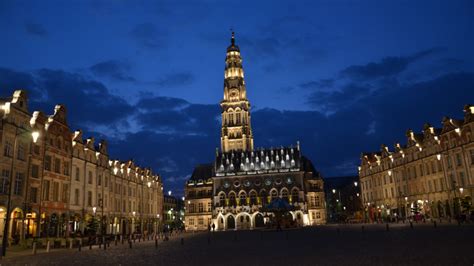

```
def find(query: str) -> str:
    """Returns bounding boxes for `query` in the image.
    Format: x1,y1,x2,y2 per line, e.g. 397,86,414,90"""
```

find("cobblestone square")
2,224,473,266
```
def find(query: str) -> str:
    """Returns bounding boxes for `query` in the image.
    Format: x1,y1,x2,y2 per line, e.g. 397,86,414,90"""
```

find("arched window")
259,190,267,204
270,189,278,200
239,191,247,206
219,193,226,207
281,189,289,202
229,192,236,207
249,191,257,205
291,189,299,202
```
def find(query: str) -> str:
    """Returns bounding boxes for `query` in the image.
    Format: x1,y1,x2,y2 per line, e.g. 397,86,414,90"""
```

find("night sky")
1,0,473,196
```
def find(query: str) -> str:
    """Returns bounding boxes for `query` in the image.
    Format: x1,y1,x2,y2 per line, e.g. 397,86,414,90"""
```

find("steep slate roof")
189,164,214,181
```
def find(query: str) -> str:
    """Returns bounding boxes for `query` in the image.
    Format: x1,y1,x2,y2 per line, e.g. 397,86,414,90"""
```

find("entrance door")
227,216,235,230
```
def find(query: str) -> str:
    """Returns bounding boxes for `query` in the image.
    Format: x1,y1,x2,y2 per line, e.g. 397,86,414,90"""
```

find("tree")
86,216,99,236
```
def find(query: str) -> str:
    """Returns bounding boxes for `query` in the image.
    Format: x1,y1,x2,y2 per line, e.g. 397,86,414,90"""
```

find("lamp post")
1,126,39,257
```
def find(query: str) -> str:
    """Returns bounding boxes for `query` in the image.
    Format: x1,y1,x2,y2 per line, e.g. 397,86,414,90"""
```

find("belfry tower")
220,32,254,152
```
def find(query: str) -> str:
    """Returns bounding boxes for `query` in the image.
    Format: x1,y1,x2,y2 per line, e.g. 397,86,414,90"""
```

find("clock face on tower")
229,89,239,100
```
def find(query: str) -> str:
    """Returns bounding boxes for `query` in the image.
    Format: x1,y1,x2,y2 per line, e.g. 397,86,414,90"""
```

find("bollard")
46,240,51,253
386,223,389,231
410,221,413,229
32,242,37,255
129,240,132,249
103,236,106,251
78,241,82,252
155,238,158,249
69,239,73,249
99,241,102,249
434,221,437,228
181,238,184,245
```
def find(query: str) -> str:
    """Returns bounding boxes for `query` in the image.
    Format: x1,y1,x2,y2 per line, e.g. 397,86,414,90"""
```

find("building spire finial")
231,28,235,46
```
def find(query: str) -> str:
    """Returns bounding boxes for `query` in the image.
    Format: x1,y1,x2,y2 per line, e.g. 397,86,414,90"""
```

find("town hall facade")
184,33,326,231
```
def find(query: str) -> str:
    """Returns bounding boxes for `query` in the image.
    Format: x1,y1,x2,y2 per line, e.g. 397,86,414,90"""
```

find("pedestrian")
212,223,216,232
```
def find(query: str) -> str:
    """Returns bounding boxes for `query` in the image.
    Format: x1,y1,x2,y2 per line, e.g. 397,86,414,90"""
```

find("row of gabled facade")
359,105,474,221
0,90,164,244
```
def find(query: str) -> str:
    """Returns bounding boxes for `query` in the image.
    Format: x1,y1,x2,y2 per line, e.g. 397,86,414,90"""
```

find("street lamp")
459,187,464,194
168,190,172,196
2,128,40,257
332,189,336,194
354,182,358,187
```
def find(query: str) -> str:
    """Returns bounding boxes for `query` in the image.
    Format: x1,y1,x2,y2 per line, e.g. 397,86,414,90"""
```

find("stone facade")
184,33,326,231
359,105,474,221
0,90,164,244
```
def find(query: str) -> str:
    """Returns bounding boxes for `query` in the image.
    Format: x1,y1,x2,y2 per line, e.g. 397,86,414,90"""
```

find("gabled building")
359,105,474,222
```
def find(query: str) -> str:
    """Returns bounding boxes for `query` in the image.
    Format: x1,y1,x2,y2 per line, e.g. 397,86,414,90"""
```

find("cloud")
340,48,443,81
0,67,135,131
130,23,167,49
154,72,194,88
24,22,48,37
136,96,188,112
90,60,136,82
299,78,334,90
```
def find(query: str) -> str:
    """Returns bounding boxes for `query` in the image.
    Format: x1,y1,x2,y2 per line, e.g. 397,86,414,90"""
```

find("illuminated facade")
359,105,474,221
185,33,326,231
0,90,164,245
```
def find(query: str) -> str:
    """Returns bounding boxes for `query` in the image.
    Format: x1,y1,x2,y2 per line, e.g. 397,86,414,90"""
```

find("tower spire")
220,31,253,153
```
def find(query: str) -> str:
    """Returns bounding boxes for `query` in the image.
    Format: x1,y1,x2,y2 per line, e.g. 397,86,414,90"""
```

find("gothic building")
184,33,326,231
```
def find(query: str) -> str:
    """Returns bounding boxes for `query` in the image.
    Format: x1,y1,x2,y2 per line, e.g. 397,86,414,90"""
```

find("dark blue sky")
1,0,473,195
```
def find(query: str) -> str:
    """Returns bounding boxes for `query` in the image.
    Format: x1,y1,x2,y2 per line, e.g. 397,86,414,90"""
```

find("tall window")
14,172,24,195
74,189,80,205
63,161,70,176
229,192,237,206
219,193,225,206
239,193,246,205
30,187,38,203
207,202,211,212
88,171,93,184
315,196,320,207
0,170,10,194
281,190,289,202
198,203,203,212
249,191,257,205
470,150,474,165
87,191,92,206
31,164,39,179
3,140,13,157
17,142,26,161
291,189,299,202
62,184,69,203
44,155,52,171
456,153,462,166
52,182,59,201
43,180,50,201
54,158,61,173
98,174,102,186
75,167,80,181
